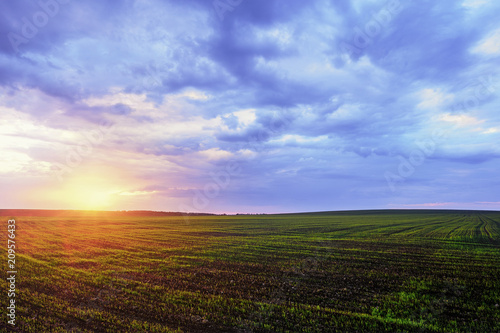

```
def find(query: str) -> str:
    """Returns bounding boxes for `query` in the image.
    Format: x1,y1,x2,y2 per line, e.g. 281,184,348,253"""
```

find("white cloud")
327,103,365,121
437,113,483,127
472,28,500,55
84,89,157,111
462,0,491,9
237,149,257,159
417,89,454,110
253,24,293,49
198,148,233,161
180,90,212,101
232,109,257,127
0,151,32,174
118,190,158,196
482,127,499,134
271,134,329,144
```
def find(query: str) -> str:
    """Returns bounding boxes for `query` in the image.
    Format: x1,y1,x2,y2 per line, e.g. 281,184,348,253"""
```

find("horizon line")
1,207,499,217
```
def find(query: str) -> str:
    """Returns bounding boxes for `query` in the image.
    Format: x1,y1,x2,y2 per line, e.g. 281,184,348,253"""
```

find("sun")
41,169,126,210
60,175,120,210
68,182,116,210
27,165,152,211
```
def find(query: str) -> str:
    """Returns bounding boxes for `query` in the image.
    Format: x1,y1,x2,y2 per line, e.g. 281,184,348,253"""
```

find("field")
1,210,500,332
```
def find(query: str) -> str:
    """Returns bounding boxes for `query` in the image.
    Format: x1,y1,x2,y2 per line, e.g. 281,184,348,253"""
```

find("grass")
1,210,499,332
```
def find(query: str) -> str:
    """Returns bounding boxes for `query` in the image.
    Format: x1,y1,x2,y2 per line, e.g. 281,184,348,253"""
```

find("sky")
0,0,499,214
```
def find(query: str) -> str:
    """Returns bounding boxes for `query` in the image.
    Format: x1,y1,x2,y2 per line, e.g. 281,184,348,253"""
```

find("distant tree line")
0,209,216,217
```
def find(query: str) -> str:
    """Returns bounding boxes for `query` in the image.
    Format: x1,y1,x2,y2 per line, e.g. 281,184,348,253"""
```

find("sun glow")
34,167,130,210
57,175,120,210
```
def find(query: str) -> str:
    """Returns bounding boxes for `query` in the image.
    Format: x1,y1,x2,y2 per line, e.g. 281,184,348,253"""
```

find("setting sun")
67,181,117,210
2,0,500,331
29,166,130,210
56,175,120,210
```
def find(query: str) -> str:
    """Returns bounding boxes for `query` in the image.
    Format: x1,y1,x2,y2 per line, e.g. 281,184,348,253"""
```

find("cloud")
118,190,158,196
1,0,499,212
472,27,500,55
437,113,484,127
462,0,491,9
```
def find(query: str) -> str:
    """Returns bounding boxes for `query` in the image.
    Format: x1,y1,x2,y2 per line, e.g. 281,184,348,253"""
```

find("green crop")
1,210,499,332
